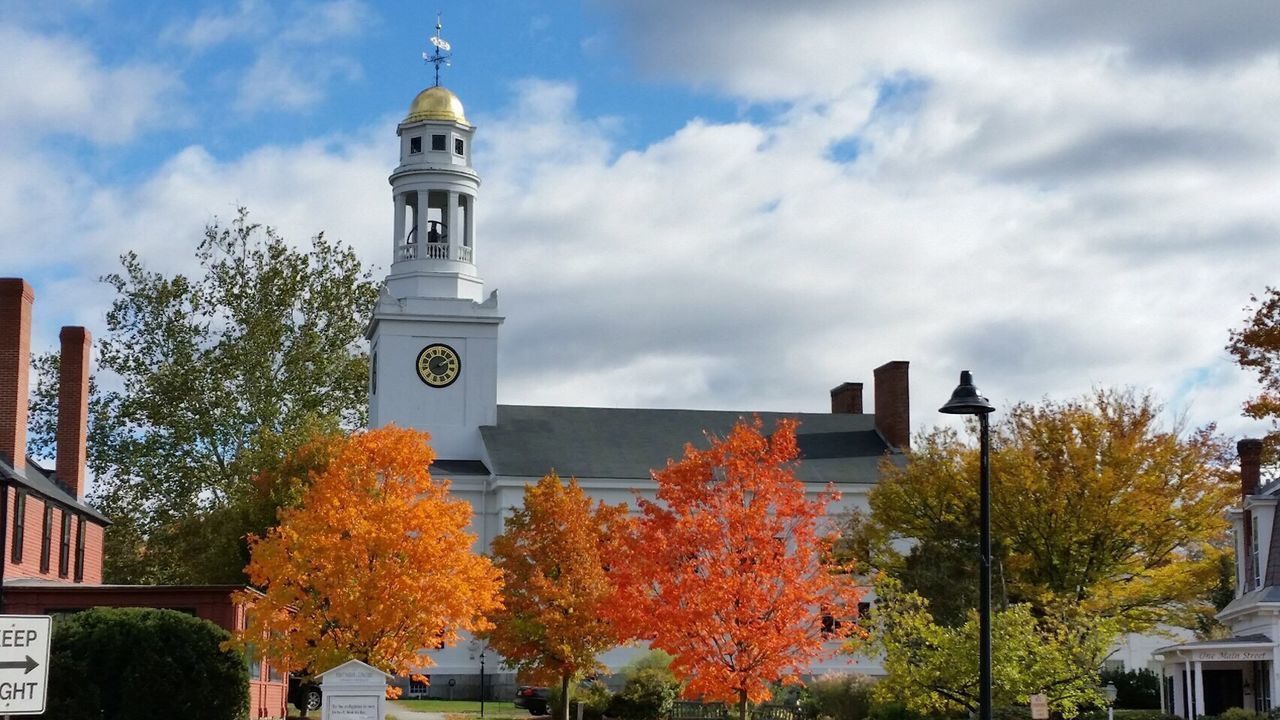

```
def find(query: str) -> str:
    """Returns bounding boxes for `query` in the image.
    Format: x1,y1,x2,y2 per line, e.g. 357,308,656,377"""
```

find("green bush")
1215,709,1264,720
577,680,614,720
865,700,922,720
45,607,249,720
800,675,875,720
1102,711,1180,720
608,667,681,720
1100,668,1162,710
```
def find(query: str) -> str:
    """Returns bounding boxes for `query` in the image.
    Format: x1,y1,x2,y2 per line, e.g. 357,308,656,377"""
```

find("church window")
454,138,465,156
410,136,422,154
371,351,378,395
432,134,446,151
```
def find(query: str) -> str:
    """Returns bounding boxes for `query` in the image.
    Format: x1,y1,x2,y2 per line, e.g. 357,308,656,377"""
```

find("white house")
1155,439,1271,718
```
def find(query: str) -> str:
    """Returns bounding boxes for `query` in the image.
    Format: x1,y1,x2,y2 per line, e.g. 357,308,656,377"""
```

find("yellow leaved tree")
481,473,628,720
232,425,501,693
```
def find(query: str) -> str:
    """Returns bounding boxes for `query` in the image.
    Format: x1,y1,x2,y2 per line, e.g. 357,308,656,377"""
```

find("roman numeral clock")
416,343,461,388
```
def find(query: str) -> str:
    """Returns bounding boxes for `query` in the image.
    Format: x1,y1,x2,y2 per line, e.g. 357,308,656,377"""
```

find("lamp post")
1105,683,1118,720
940,370,996,720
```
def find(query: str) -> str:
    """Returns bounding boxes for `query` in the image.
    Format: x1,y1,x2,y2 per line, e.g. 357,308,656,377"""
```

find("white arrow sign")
0,615,51,715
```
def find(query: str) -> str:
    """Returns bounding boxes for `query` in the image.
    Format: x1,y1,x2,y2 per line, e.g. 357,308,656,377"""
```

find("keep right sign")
0,615,52,715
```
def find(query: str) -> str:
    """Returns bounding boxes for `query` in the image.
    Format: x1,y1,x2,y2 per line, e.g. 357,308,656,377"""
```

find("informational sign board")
318,659,391,720
326,695,380,720
0,615,51,715
1029,694,1049,720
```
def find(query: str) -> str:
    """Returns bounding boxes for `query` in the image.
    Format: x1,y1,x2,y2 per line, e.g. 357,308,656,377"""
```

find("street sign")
1029,694,1049,720
0,615,51,715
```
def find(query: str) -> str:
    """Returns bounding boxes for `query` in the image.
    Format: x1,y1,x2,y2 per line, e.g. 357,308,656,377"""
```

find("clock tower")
366,62,502,461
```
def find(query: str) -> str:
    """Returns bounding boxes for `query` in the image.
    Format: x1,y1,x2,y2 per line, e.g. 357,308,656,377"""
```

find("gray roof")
0,456,110,524
1156,634,1273,654
480,405,892,483
1219,585,1280,617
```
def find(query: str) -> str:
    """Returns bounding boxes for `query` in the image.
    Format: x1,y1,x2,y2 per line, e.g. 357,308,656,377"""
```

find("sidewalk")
386,703,448,720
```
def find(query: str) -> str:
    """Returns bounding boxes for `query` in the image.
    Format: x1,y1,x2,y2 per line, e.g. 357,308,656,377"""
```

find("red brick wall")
0,279,33,471
80,517,104,584
873,360,911,450
4,486,106,584
56,326,91,500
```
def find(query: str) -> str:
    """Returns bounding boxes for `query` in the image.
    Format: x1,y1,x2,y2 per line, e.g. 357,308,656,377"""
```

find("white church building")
365,80,909,695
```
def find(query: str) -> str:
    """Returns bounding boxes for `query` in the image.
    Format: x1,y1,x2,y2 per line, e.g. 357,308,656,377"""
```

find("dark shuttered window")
10,490,25,563
74,516,86,582
58,511,72,577
40,504,53,573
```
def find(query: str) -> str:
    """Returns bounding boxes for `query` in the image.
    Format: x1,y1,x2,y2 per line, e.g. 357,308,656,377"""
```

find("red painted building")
0,278,288,718
0,279,106,587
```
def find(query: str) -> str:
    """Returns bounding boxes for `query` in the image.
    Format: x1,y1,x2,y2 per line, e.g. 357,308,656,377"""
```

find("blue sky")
3,0,1279,447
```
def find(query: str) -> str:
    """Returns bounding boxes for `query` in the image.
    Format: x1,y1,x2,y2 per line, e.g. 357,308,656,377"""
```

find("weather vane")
423,13,452,87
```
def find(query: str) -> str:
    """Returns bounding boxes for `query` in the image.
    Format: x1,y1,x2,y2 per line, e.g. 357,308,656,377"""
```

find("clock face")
416,343,461,388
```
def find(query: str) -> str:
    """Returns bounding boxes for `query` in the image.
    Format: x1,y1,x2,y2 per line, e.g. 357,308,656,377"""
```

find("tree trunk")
562,673,573,720
738,689,749,720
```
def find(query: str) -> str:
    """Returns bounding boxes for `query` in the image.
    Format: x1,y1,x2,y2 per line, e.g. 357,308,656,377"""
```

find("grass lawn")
392,699,529,719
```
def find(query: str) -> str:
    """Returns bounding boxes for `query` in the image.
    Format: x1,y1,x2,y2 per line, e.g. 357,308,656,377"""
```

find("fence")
669,701,808,720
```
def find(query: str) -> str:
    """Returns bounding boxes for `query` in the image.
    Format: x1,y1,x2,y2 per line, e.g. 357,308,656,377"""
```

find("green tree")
849,390,1233,633
27,208,378,584
863,578,1117,719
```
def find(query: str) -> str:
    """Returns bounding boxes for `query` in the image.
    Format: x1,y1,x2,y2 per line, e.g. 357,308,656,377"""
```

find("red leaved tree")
609,417,861,720
482,473,629,720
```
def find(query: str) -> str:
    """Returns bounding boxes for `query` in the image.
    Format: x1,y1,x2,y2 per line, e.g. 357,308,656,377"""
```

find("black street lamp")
939,371,996,720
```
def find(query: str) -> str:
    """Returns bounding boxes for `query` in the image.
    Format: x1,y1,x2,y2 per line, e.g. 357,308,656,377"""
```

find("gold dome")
405,86,468,125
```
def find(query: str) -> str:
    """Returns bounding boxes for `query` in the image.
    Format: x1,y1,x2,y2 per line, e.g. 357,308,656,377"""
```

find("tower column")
416,190,431,248
447,191,460,256
466,194,476,249
394,193,406,259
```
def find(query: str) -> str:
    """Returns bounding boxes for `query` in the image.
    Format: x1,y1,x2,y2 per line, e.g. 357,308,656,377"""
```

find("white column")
1194,660,1206,719
447,191,460,254
393,193,406,260
1177,662,1188,719
417,190,432,249
1160,665,1167,714
465,194,475,249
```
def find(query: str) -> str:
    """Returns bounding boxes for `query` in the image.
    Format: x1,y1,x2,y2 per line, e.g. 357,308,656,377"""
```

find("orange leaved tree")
609,418,861,720
232,425,502,691
482,473,629,720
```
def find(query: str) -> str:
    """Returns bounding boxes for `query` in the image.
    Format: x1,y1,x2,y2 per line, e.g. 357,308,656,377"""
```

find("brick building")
0,278,288,718
0,279,106,587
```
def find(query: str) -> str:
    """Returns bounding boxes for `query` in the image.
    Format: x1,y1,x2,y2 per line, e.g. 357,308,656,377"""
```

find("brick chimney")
0,278,33,471
1240,438,1263,498
830,382,864,414
57,326,91,499
874,360,910,450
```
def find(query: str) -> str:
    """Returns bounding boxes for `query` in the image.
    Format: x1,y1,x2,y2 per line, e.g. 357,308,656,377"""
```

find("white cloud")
0,24,180,143
158,0,371,114
4,2,1278,449
161,0,271,50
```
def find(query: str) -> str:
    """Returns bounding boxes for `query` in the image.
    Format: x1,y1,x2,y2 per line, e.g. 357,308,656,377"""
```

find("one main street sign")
0,615,51,715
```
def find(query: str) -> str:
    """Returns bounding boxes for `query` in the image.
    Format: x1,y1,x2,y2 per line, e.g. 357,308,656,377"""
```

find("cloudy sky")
2,0,1277,446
